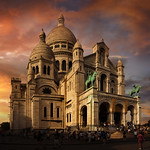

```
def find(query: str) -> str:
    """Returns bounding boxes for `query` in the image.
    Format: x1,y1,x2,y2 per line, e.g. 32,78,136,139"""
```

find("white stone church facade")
10,14,141,131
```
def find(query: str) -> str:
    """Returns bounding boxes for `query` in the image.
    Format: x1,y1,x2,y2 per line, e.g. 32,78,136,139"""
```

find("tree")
1,122,10,131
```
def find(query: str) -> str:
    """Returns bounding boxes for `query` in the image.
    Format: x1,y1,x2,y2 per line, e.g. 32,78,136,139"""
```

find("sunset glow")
0,0,150,124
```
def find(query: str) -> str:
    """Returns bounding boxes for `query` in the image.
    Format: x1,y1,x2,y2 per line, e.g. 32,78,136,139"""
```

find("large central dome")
46,14,76,45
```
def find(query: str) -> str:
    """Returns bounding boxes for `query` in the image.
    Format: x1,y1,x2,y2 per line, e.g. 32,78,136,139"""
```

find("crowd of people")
0,123,150,149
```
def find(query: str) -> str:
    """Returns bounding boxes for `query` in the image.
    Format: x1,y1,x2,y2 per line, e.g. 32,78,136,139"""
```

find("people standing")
123,130,126,141
137,132,144,150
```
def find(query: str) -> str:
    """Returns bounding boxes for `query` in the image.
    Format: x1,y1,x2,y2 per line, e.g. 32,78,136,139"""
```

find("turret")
93,38,109,67
72,40,85,93
117,59,125,95
72,40,84,71
27,63,34,82
11,77,21,99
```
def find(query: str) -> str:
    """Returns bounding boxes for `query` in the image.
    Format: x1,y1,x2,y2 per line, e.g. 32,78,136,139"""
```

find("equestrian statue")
129,85,141,97
85,71,97,89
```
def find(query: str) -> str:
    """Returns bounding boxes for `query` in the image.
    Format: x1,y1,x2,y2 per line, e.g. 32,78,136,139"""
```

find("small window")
56,60,60,70
36,66,39,74
50,103,53,117
48,66,50,75
33,67,35,74
76,51,77,56
43,65,46,74
67,114,69,122
69,61,72,69
70,113,71,122
55,45,59,48
111,88,113,94
62,44,66,48
43,88,51,94
68,45,72,49
15,85,17,89
79,52,81,56
80,66,82,71
57,107,59,118
62,60,66,71
44,107,47,117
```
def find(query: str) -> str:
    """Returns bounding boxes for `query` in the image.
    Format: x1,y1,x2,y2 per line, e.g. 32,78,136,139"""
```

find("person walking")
137,132,144,150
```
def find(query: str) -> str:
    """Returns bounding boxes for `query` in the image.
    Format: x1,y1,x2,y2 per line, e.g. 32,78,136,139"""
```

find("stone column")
136,96,141,125
109,111,114,125
133,113,137,125
105,54,109,67
39,59,43,76
66,58,69,72
60,60,62,72
106,78,110,93
121,112,126,126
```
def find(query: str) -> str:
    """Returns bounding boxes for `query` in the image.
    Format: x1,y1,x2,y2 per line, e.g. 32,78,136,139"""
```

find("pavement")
0,133,150,150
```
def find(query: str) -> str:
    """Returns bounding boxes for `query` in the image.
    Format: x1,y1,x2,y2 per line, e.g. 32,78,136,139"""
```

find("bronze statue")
85,71,97,89
129,85,141,97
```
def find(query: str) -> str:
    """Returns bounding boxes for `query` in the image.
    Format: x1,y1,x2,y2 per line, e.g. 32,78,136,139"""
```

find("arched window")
111,80,115,94
42,88,51,94
56,60,59,70
62,60,66,71
100,48,105,66
79,52,81,56
33,67,35,74
47,66,50,75
57,107,59,118
100,74,106,92
44,107,47,117
36,66,39,74
69,61,72,69
50,103,53,117
43,65,46,74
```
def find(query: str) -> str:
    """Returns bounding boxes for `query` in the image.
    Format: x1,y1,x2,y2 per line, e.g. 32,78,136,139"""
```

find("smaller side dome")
73,40,82,49
30,29,55,61
117,59,123,67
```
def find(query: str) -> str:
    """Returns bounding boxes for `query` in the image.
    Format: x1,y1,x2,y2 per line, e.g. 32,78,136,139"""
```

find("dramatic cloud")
0,0,150,123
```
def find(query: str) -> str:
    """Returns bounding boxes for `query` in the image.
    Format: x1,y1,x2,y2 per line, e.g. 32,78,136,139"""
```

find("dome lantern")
117,59,123,67
39,28,46,43
58,13,64,26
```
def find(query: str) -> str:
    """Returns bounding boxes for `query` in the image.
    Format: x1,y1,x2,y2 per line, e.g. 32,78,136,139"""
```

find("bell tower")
117,59,125,95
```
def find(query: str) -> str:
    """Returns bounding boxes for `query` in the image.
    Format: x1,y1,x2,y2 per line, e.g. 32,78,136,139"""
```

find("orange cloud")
0,0,150,124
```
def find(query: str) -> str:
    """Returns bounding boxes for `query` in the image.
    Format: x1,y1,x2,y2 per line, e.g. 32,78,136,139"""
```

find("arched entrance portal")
99,102,110,125
114,104,123,125
81,106,87,127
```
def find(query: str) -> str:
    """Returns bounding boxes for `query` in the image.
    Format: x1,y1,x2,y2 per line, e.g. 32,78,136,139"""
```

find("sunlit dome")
30,29,54,61
46,14,76,45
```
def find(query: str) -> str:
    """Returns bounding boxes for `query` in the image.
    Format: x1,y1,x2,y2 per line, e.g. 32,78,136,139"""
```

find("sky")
0,0,150,124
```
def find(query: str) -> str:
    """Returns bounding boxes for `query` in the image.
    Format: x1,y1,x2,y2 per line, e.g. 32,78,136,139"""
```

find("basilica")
10,14,141,131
